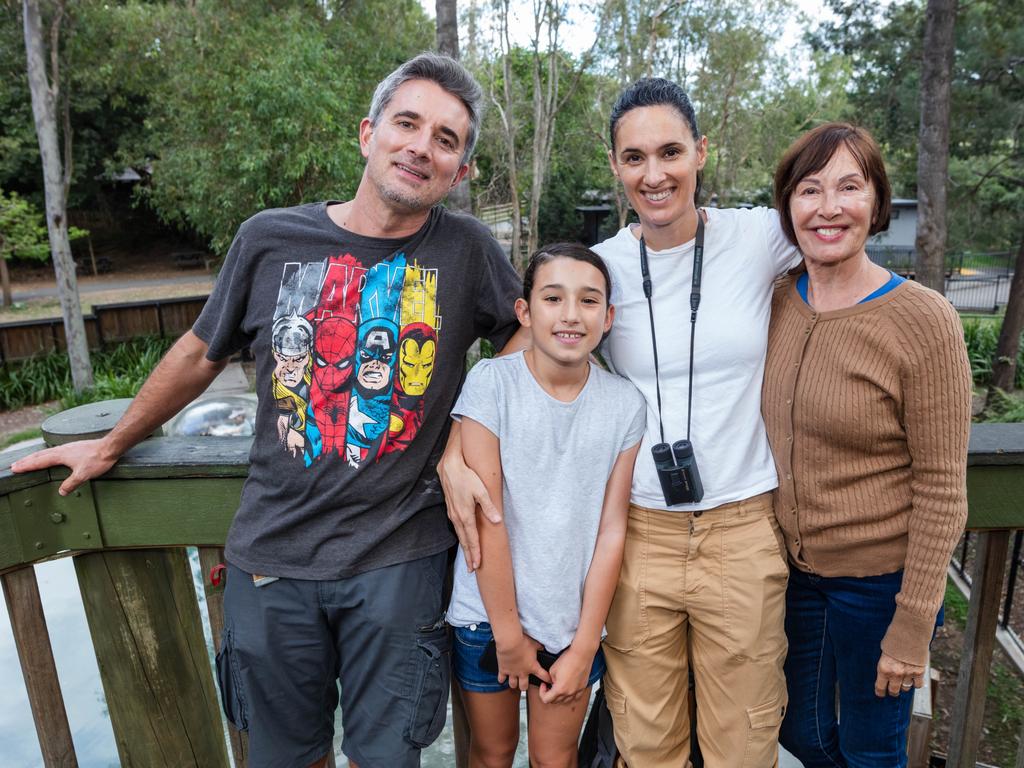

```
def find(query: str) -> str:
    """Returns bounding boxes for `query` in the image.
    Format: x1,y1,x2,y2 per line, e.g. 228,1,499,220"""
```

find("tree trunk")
435,0,472,214
914,0,958,296
23,0,92,388
0,257,11,308
984,232,1024,411
527,23,555,258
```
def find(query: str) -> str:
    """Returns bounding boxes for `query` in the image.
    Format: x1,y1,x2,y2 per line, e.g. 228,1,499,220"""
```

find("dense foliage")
812,0,1023,253
0,0,1019,258
0,335,175,410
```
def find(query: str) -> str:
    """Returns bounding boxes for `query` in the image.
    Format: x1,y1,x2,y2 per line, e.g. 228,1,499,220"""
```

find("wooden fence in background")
0,295,208,364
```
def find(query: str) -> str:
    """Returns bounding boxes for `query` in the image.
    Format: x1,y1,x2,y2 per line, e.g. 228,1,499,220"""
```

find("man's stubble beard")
369,157,448,213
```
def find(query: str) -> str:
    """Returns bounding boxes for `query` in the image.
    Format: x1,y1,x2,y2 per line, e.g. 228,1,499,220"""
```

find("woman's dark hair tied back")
609,77,700,151
609,77,703,203
522,242,613,303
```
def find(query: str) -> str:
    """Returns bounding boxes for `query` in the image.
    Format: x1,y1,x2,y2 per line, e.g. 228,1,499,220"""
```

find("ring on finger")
900,681,913,689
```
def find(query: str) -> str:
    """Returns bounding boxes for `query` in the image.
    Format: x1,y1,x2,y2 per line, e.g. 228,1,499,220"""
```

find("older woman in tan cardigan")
762,122,972,767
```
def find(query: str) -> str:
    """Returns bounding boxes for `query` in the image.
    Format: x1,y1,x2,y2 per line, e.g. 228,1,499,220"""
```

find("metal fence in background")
952,529,1024,667
867,247,1014,313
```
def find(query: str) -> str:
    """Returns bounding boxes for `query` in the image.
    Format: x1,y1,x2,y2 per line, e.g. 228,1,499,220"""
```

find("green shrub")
0,336,175,411
961,316,1024,389
982,388,1024,423
0,352,72,410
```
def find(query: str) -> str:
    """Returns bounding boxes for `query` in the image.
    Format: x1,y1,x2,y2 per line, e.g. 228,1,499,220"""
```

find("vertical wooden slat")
74,549,230,768
198,546,248,768
947,530,1011,768
907,660,933,768
1,566,78,767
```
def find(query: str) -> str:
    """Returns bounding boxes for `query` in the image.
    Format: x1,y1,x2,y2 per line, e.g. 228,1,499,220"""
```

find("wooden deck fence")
1,412,1023,767
0,295,208,364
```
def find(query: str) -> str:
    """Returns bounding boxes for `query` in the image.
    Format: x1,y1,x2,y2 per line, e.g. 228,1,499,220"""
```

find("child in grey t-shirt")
447,244,645,764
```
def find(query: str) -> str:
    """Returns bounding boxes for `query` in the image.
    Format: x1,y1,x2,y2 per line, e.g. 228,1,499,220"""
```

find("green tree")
812,0,1023,253
142,0,432,254
0,189,48,307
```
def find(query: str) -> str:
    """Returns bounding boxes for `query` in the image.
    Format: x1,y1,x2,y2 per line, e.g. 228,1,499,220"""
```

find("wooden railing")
2,415,1023,767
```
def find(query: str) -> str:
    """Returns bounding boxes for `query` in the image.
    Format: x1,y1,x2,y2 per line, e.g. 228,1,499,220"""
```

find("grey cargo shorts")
216,551,451,768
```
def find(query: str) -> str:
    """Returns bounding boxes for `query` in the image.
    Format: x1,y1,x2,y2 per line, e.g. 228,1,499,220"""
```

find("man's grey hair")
368,52,484,164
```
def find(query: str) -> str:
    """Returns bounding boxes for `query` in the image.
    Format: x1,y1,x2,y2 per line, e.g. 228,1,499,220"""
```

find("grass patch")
0,426,43,451
944,577,969,628
985,662,1024,766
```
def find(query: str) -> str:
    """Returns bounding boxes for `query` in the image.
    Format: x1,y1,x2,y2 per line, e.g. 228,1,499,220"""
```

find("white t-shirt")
447,352,646,652
594,206,800,512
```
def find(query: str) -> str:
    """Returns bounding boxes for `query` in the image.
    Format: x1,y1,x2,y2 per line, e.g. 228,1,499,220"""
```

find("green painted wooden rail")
1,421,1023,768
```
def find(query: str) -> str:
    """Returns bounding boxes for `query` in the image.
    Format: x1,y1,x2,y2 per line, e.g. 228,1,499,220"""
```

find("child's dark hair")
522,243,613,302
609,77,703,202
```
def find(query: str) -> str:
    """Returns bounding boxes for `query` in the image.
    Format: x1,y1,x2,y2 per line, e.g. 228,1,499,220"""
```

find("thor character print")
271,251,441,468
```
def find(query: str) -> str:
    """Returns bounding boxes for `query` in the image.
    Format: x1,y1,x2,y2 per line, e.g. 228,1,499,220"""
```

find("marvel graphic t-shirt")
192,202,521,579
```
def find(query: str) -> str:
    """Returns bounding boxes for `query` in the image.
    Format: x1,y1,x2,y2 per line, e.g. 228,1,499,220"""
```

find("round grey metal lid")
41,399,135,446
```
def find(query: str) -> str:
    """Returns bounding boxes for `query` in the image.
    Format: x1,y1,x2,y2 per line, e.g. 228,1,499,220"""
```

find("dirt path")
0,402,56,446
11,272,211,302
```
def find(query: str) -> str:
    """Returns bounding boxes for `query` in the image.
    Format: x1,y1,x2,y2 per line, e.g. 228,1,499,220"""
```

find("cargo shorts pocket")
215,628,248,731
405,623,452,748
743,696,786,767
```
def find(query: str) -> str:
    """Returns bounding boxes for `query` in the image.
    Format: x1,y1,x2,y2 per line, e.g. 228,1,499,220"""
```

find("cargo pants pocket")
404,623,452,748
215,627,249,731
743,696,786,767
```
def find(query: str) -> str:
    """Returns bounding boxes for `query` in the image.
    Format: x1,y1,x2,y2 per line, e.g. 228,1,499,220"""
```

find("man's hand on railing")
11,438,120,496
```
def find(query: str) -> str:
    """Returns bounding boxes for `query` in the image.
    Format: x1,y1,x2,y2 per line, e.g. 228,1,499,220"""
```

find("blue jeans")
779,567,934,768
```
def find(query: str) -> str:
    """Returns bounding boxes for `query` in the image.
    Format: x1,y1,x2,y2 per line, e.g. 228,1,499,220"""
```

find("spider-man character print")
270,252,441,469
309,317,357,456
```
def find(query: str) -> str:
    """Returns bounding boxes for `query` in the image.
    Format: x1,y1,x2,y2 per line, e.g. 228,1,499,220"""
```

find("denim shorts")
452,622,606,693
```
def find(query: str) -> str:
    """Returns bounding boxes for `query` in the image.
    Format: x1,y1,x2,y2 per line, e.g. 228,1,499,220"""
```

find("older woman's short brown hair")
773,122,892,247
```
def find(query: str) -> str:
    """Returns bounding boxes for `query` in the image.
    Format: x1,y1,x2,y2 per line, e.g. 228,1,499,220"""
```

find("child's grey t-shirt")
447,351,646,653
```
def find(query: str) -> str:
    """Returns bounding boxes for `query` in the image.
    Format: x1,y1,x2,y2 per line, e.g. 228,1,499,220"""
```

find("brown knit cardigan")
762,274,972,666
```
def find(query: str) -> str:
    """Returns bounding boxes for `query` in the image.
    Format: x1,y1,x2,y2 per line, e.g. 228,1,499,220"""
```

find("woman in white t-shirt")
442,77,799,766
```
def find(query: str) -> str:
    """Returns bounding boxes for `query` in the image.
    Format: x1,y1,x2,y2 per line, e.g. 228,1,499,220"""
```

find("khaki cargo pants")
603,492,788,767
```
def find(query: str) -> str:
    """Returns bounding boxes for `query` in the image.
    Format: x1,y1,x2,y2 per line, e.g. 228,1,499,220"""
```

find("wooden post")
907,660,933,768
1,566,78,767
74,549,230,767
198,546,248,768
947,530,1011,768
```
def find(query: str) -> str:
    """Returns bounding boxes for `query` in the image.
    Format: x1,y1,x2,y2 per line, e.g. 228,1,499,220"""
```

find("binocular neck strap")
638,213,705,444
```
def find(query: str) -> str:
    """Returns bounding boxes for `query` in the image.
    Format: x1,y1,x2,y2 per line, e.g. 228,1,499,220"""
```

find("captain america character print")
271,251,441,468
